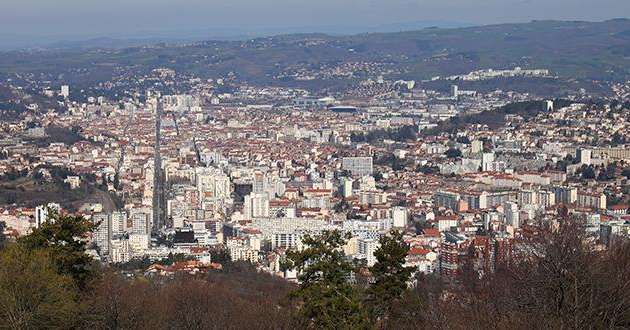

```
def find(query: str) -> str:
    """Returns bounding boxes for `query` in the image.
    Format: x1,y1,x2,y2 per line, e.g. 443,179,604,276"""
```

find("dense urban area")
0,18,629,329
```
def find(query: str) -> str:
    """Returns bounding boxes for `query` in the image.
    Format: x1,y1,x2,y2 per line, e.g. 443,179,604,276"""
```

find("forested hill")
0,19,628,88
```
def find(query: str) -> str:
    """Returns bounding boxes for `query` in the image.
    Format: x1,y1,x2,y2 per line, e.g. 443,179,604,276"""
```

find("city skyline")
0,2,628,328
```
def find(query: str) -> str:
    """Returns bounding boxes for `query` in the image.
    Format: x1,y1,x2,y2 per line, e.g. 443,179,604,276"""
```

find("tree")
0,221,6,249
373,171,383,182
18,209,97,289
580,165,596,180
275,208,287,218
282,230,369,329
445,148,463,158
0,244,78,329
365,231,414,322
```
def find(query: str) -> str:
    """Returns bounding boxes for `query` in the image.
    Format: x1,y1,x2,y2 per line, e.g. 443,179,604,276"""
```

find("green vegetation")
350,125,418,143
18,209,97,288
1,213,630,329
365,231,414,322
445,148,463,158
282,230,370,329
0,244,78,329
423,99,574,135
0,20,628,98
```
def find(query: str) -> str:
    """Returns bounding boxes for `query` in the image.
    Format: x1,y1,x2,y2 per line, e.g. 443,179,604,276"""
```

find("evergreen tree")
283,230,370,329
445,148,463,158
365,230,414,322
0,221,6,249
18,209,97,289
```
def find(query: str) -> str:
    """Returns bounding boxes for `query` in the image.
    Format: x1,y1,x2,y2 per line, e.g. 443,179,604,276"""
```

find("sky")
1,0,629,45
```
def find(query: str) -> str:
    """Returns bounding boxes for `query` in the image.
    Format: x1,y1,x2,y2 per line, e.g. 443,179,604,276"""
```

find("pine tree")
18,209,97,289
365,230,414,322
282,230,370,329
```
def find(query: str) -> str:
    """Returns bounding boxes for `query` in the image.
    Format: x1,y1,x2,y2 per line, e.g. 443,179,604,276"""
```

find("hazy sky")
1,0,629,38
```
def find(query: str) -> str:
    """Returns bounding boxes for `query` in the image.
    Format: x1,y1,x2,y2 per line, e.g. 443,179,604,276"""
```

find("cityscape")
0,1,629,329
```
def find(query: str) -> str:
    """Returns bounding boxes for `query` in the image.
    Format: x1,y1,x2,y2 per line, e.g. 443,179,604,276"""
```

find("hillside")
0,19,628,91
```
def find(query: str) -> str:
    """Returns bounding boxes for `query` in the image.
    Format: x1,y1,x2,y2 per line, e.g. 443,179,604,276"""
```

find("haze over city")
1,0,629,48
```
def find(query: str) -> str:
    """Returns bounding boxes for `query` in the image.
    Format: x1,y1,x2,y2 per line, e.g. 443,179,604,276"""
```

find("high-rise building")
503,201,520,229
340,177,354,198
554,186,578,204
196,167,231,198
576,148,592,165
392,207,408,228
451,85,459,99
60,85,70,98
110,238,131,263
342,157,373,177
244,193,270,219
481,152,495,172
471,140,483,154
35,203,61,228
93,213,112,255
358,237,380,267
131,212,150,235
111,211,127,236
252,171,266,194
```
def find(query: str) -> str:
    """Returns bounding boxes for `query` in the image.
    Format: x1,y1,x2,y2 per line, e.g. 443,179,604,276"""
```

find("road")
152,100,165,232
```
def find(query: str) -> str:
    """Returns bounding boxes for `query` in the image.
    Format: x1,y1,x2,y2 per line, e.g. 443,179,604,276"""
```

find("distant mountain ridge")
0,19,628,89
0,20,472,51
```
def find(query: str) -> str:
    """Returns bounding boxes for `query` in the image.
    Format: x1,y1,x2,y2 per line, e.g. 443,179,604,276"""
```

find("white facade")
341,177,354,198
110,238,131,263
392,207,408,228
131,212,150,235
358,238,380,267
244,193,270,219
129,234,150,253
93,213,111,255
35,203,61,228
60,85,70,98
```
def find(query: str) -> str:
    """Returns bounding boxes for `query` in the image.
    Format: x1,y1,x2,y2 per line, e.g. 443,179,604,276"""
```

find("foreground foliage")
1,213,629,329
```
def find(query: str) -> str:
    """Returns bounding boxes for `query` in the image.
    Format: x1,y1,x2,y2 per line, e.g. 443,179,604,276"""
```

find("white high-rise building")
110,238,131,263
111,211,127,236
504,201,520,229
471,140,483,154
244,193,270,219
60,85,70,98
340,178,354,198
451,85,459,98
129,233,150,252
93,213,111,255
196,167,231,198
392,207,408,228
481,152,495,172
576,148,592,165
131,212,150,235
35,203,61,228
252,171,266,194
358,238,380,267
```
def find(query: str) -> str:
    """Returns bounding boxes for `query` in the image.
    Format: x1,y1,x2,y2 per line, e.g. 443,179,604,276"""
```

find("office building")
342,157,373,176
